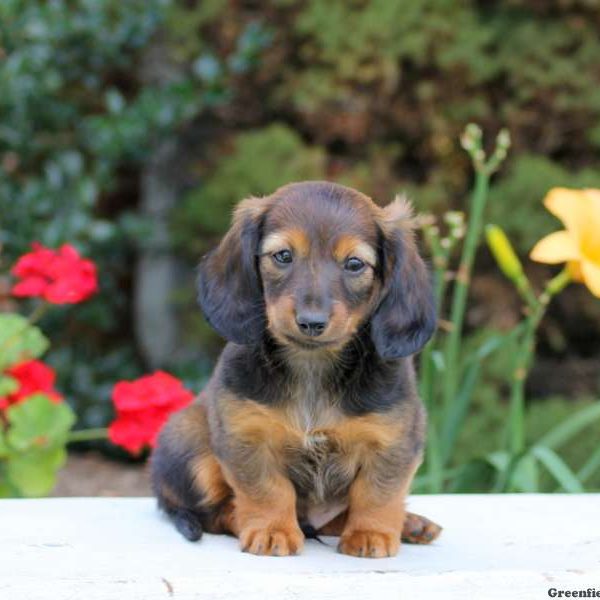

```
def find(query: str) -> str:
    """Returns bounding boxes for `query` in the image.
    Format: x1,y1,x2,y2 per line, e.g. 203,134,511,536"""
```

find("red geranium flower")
108,371,194,455
0,360,63,410
11,243,98,304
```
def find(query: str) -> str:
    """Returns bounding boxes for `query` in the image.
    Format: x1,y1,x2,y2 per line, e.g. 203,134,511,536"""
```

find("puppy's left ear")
371,196,436,359
197,196,271,345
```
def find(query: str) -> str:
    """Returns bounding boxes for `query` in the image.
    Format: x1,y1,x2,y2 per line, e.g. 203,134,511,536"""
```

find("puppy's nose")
296,312,328,337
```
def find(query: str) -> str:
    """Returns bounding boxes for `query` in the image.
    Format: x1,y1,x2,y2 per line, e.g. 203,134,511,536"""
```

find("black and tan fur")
151,181,441,557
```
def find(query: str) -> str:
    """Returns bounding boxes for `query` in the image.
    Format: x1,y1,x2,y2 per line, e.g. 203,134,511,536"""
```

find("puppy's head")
197,181,436,358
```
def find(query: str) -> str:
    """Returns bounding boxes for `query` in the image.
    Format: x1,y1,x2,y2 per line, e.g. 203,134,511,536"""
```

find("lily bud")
486,224,524,282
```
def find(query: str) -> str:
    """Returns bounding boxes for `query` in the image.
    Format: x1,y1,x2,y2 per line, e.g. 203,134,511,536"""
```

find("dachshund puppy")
151,181,441,557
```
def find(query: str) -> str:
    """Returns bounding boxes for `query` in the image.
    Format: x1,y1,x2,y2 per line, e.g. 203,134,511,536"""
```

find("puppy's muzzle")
295,311,329,337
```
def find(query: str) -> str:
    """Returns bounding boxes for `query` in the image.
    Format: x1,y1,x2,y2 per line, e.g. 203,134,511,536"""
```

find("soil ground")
52,452,151,497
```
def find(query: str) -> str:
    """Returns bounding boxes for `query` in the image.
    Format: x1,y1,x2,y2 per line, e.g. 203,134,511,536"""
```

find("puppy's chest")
285,427,353,506
282,386,356,504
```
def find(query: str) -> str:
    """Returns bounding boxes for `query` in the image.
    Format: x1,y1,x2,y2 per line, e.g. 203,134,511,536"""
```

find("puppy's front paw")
240,524,304,556
338,530,400,558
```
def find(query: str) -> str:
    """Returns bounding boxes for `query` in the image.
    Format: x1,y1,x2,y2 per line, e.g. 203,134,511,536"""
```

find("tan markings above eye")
286,229,310,257
261,229,310,258
333,235,377,266
261,232,289,256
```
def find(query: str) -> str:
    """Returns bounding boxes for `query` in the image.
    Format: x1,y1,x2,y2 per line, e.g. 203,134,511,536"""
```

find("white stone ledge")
1,495,599,599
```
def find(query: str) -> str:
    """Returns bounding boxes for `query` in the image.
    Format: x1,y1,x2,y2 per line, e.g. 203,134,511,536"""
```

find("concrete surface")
1,495,599,599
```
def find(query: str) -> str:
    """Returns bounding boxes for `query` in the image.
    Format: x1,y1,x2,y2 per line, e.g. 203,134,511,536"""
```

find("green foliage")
280,0,600,128
0,376,18,397
6,394,74,452
449,388,600,492
417,127,600,494
0,0,173,253
5,448,66,497
49,345,141,428
0,315,49,371
174,124,326,253
0,0,202,266
0,304,78,497
0,0,205,425
170,0,600,254
166,0,233,62
1,394,75,497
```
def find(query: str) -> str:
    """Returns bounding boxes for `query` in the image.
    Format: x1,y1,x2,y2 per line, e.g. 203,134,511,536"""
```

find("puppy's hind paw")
401,512,442,545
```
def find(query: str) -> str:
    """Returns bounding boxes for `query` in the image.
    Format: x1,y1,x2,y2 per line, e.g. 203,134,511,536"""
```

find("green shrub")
0,0,200,424
173,124,327,255
168,0,600,256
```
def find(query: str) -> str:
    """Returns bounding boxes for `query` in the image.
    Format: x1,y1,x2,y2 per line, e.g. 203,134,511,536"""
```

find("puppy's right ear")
197,197,272,345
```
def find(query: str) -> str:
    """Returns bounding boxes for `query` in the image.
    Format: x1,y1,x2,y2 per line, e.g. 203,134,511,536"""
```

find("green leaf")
486,451,540,492
440,360,480,457
536,403,600,450
531,445,585,493
509,455,540,493
0,429,9,458
578,445,600,484
448,459,496,493
0,375,18,396
431,350,445,373
472,333,506,360
6,447,67,497
6,394,75,452
0,478,19,498
0,314,49,371
486,451,515,491
486,450,510,473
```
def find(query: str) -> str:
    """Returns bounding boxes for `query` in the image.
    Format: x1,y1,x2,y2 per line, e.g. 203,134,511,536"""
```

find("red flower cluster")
11,243,98,304
0,360,63,411
108,371,194,454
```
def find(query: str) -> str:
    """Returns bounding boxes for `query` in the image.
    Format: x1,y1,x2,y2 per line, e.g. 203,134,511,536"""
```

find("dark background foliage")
1,0,599,470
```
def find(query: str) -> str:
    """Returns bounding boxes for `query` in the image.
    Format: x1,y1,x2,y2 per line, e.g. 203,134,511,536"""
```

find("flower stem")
508,318,536,456
504,267,571,486
545,268,572,298
28,302,49,326
67,428,109,443
442,169,490,413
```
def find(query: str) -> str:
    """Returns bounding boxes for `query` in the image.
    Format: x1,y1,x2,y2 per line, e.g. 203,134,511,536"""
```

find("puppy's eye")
273,250,293,265
344,257,366,273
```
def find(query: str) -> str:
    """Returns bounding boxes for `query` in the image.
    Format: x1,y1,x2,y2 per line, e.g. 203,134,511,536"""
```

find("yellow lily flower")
530,188,600,297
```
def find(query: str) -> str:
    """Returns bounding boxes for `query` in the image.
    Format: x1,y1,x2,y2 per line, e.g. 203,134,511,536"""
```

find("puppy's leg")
338,460,420,558
318,509,442,545
151,404,232,541
337,478,406,558
221,465,304,557
217,398,304,556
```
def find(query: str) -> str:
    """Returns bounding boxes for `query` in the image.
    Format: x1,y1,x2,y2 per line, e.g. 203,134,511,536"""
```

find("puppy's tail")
151,428,208,543
161,503,205,542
